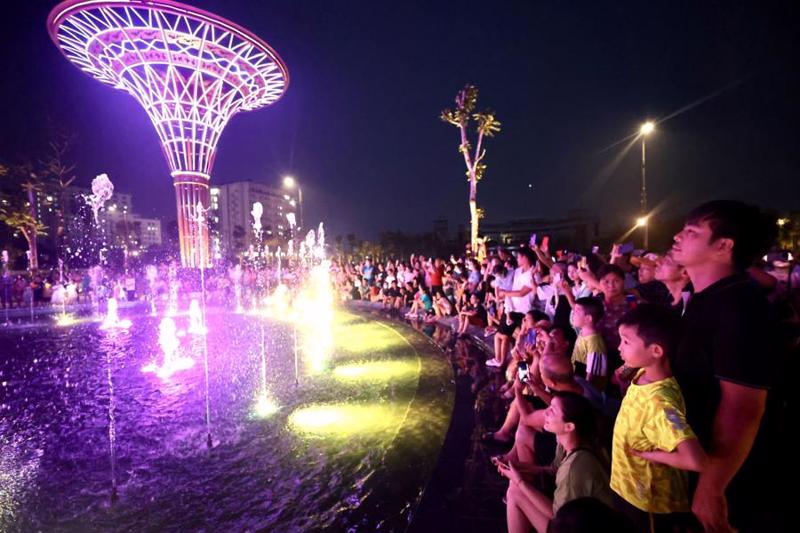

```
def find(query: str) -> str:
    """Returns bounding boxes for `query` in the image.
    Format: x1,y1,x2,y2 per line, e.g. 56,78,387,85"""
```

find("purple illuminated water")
0,310,453,532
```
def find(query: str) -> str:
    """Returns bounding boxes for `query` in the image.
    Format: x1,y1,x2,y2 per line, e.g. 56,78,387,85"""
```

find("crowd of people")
0,261,296,312
333,200,795,533
1,199,794,531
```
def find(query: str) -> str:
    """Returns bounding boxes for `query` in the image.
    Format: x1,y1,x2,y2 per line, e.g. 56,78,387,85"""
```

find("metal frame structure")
48,0,289,266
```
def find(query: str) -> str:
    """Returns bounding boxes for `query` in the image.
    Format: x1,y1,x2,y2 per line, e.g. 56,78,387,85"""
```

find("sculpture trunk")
173,173,210,268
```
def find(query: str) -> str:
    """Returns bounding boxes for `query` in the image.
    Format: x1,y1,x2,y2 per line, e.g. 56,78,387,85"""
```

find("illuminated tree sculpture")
48,0,289,266
440,85,501,255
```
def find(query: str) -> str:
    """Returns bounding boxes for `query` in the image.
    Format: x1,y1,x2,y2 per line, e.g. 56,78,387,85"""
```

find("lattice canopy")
48,0,289,267
48,0,289,177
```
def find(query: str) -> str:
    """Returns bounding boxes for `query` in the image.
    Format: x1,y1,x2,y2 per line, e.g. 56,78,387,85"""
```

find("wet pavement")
354,304,512,533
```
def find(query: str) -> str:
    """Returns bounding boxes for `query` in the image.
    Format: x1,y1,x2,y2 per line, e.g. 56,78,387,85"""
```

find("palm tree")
440,85,501,256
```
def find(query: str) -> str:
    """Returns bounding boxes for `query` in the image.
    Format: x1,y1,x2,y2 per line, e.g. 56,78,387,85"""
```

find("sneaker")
485,359,502,367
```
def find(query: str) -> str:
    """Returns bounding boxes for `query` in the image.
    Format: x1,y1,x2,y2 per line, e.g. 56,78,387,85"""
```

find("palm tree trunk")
21,229,37,271
469,179,478,254
26,187,39,271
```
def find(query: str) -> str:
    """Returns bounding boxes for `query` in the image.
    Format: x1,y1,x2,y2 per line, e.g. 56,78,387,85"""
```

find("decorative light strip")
48,0,288,267
48,0,288,176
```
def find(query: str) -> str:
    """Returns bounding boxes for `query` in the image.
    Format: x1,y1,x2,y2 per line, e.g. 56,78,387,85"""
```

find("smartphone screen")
541,236,550,250
619,242,634,254
517,361,530,383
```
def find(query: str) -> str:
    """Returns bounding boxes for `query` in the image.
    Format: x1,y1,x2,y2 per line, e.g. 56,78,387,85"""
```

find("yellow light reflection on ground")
331,311,361,325
332,360,418,383
288,403,403,438
332,322,405,353
55,314,77,327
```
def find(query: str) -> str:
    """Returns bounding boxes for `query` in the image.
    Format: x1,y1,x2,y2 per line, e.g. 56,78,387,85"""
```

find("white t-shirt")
498,271,514,291
571,282,592,300
509,267,534,313
536,283,558,321
492,271,515,309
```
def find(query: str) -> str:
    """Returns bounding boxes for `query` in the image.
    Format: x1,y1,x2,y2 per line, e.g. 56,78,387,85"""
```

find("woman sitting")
496,391,614,533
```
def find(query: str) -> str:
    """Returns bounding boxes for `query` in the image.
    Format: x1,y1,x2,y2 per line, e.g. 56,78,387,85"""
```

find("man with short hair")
482,326,575,444
505,343,605,468
671,200,779,532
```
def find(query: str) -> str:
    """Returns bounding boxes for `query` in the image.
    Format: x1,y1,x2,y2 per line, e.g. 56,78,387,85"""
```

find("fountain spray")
190,201,213,448
2,250,9,325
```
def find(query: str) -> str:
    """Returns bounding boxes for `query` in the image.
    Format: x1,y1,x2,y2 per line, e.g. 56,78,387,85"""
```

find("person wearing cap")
631,253,671,307
654,253,692,316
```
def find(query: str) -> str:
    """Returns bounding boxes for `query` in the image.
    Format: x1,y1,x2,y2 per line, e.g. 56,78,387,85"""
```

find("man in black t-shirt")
671,201,780,532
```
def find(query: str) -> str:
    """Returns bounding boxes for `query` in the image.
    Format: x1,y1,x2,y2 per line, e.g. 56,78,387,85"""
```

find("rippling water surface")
0,309,453,532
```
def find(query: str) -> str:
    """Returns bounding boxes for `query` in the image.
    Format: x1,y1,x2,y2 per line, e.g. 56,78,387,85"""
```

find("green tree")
0,163,47,270
440,85,501,255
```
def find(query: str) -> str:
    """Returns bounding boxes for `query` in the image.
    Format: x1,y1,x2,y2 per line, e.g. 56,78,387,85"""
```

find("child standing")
569,296,608,391
611,304,706,532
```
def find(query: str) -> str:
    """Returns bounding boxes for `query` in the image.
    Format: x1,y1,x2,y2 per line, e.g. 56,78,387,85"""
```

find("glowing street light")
282,175,303,230
639,121,656,248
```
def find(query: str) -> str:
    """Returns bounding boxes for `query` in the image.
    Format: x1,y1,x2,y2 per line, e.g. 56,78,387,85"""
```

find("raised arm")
533,246,553,270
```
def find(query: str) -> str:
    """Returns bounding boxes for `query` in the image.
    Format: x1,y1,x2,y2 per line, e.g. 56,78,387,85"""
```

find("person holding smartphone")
491,248,537,367
497,391,614,533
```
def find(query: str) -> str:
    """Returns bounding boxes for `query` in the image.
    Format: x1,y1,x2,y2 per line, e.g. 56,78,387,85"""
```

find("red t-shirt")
430,266,444,286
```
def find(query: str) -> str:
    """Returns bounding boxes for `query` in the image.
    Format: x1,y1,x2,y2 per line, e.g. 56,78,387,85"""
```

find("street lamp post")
639,121,655,249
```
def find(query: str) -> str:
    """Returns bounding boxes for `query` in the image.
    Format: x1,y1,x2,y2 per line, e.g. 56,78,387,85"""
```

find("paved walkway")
349,302,512,533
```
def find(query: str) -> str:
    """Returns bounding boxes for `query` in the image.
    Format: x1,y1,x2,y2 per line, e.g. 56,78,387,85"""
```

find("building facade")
481,210,600,251
69,187,162,250
212,180,296,258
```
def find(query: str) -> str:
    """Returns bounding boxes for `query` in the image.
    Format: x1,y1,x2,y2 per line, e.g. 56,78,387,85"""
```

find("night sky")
1,0,798,240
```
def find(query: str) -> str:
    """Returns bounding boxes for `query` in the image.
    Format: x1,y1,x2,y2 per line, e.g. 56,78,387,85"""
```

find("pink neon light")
48,0,289,266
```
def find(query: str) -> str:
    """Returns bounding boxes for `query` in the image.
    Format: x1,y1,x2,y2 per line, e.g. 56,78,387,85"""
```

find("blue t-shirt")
421,293,433,311
362,265,374,281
